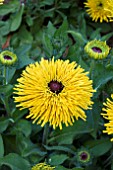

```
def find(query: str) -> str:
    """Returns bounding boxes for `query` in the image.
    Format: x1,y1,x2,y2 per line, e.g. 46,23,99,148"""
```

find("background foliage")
0,0,113,169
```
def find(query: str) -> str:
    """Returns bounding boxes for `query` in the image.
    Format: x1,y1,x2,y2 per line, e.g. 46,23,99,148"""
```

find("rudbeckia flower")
0,0,4,4
13,58,95,129
101,95,113,142
104,0,113,22
84,40,110,59
84,0,113,22
32,163,55,170
0,51,17,66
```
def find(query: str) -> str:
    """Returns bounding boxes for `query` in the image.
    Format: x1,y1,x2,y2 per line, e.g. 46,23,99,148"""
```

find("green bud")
0,50,17,66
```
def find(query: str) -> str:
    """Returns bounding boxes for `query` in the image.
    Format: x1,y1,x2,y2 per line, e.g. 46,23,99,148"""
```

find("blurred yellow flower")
101,95,113,142
0,0,4,4
13,58,95,129
32,163,55,170
104,0,113,21
84,0,113,22
84,40,110,59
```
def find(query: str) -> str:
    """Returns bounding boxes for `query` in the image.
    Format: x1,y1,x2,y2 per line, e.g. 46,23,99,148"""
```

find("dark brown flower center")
92,47,102,53
4,55,12,60
48,80,64,94
80,152,88,160
98,2,103,7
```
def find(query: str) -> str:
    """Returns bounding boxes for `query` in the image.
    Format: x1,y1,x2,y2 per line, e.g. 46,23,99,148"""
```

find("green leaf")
54,19,68,38
39,0,54,6
16,133,47,157
111,160,113,170
67,30,86,46
93,63,113,90
44,145,75,155
67,45,81,62
10,3,24,32
0,118,11,133
18,25,33,44
0,0,19,15
0,21,11,36
47,21,56,36
89,22,112,33
89,28,101,40
85,138,112,157
78,12,86,39
17,119,31,137
0,84,13,96
15,44,34,69
43,34,53,57
6,67,16,84
49,154,69,166
48,120,93,145
0,153,30,170
55,166,84,170
0,135,4,158
11,109,28,122
78,56,89,71
15,44,31,56
11,119,32,137
22,146,47,158
101,32,113,41
17,54,34,69
26,15,33,27
59,2,71,8
56,167,84,170
55,165,69,170
72,168,84,170
86,100,101,138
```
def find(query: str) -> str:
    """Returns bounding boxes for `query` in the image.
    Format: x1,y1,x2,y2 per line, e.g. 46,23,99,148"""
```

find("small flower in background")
13,58,95,130
84,40,110,59
76,148,92,166
0,0,4,4
31,162,55,170
0,50,18,66
101,95,113,142
84,0,113,22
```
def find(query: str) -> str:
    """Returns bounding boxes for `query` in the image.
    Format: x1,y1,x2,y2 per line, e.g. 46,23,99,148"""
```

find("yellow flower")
84,0,113,22
84,40,110,59
32,163,55,170
0,0,4,4
13,58,95,129
104,0,113,22
101,95,113,142
0,50,18,66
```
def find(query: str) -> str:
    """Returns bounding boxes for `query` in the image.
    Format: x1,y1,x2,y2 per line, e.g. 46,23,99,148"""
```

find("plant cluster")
0,0,113,170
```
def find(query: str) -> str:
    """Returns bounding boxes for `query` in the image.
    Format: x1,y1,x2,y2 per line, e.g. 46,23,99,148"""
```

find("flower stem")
3,66,8,85
42,123,49,145
89,59,95,79
2,66,10,115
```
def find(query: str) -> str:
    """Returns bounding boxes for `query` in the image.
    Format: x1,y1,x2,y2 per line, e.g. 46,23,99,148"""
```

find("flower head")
0,0,4,4
0,50,18,66
101,94,113,142
32,163,55,170
104,0,113,22
84,40,110,59
76,148,92,166
84,0,113,22
13,58,95,129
